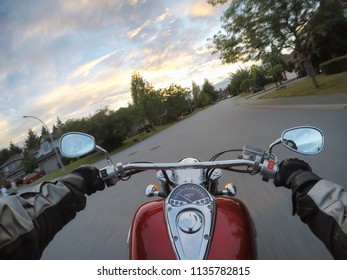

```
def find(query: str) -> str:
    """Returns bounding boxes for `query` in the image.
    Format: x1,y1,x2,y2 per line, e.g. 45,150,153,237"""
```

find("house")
282,51,307,77
35,127,63,174
0,153,25,184
216,88,229,101
0,127,63,184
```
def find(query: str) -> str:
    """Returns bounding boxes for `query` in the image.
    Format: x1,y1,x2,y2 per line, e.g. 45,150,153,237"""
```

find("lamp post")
23,115,65,172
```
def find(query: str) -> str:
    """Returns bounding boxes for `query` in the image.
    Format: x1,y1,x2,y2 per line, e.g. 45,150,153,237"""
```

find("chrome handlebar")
99,157,279,183
59,127,324,186
123,159,256,171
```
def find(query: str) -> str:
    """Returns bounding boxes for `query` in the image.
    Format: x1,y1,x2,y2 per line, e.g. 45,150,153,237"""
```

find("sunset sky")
0,0,243,148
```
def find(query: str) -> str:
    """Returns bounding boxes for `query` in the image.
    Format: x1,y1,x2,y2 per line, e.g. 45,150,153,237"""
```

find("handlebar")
99,157,279,183
123,159,256,171
59,127,324,186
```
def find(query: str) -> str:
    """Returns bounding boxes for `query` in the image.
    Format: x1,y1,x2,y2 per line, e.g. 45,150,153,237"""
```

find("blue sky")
0,0,240,148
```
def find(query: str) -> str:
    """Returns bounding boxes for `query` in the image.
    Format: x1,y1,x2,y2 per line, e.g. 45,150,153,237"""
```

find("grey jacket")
295,179,347,259
0,174,86,259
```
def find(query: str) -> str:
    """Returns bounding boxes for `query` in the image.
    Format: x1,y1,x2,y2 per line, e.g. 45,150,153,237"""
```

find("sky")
0,0,241,149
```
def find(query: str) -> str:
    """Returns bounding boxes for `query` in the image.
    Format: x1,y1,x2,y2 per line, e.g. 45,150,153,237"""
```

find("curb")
239,103,347,110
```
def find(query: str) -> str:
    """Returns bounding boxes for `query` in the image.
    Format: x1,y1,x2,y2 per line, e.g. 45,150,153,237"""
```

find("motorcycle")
59,126,324,260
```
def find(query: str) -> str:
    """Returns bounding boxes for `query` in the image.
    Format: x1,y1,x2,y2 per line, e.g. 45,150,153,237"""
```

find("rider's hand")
72,165,105,195
274,158,313,188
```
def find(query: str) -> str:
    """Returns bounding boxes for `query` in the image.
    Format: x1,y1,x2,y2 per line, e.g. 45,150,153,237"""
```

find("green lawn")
260,72,347,99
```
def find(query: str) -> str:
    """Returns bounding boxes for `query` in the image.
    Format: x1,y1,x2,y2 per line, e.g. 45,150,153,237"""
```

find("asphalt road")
42,94,347,260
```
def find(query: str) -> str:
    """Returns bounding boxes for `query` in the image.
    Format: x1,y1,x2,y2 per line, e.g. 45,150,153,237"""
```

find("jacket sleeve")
0,174,87,260
294,179,347,259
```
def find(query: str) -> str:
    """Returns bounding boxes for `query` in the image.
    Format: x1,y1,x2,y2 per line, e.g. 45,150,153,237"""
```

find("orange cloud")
156,8,170,22
187,2,216,17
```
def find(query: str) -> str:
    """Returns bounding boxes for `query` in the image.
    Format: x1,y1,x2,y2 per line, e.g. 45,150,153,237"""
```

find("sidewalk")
235,78,347,110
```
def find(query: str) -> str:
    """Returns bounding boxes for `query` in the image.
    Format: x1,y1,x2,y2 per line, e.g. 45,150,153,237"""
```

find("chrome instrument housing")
164,182,215,259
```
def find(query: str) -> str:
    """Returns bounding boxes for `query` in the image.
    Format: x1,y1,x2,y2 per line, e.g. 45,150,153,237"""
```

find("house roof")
40,127,63,142
1,153,24,168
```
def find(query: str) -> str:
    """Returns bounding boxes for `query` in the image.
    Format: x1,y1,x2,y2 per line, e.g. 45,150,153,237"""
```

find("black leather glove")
274,158,313,188
274,158,321,215
72,165,105,195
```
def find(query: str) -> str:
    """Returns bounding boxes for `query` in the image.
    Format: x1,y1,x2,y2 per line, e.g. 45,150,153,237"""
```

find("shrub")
252,87,264,94
319,55,347,75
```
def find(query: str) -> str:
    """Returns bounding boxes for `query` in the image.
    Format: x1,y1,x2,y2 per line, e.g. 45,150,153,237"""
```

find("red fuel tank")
128,197,257,259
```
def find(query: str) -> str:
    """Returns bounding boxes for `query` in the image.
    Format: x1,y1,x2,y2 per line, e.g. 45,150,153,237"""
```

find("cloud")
126,6,174,39
32,74,127,116
71,50,121,79
126,20,151,38
186,2,217,17
129,0,146,6
156,8,170,22
0,0,233,148
0,119,10,138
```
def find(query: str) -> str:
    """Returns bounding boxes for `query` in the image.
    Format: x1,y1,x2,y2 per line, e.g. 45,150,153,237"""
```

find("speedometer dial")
169,183,210,206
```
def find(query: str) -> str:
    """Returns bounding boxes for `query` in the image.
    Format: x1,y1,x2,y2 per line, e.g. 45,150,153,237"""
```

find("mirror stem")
268,138,281,154
95,145,113,165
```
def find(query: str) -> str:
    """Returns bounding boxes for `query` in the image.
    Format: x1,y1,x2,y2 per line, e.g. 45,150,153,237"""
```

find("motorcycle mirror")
59,132,96,158
281,126,324,155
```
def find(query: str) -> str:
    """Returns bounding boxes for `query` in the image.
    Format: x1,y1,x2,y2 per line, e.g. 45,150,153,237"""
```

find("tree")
130,71,148,125
208,0,322,88
130,72,164,126
268,64,285,88
88,107,123,151
197,92,211,108
143,90,164,126
24,129,40,150
310,1,347,67
23,148,36,173
191,80,215,109
9,142,22,155
56,116,63,129
191,81,201,109
201,79,217,103
23,129,40,173
131,71,147,107
262,51,290,72
0,142,22,166
40,125,49,137
61,117,89,134
111,106,138,137
0,148,11,166
161,84,190,122
250,65,267,91
229,67,250,95
240,79,252,93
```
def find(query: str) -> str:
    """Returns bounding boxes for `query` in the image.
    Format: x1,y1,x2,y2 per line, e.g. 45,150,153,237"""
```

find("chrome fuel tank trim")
164,183,215,259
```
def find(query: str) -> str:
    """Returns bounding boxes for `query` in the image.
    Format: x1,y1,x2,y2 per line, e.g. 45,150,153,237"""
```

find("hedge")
319,55,347,75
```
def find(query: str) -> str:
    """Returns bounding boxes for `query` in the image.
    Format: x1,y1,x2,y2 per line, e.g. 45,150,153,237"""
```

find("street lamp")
23,115,65,172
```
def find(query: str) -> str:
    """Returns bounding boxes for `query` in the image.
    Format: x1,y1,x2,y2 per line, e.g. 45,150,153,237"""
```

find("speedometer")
168,183,211,206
